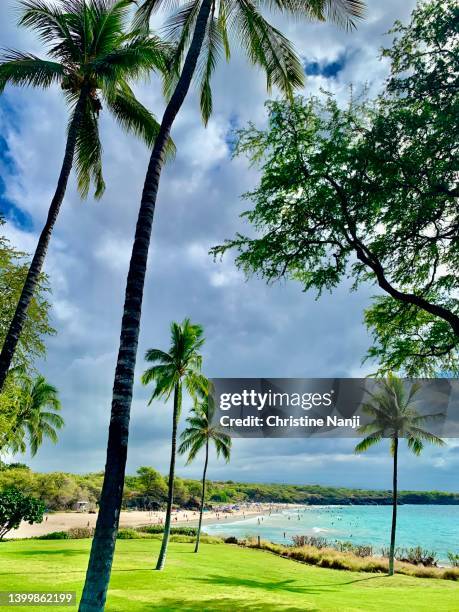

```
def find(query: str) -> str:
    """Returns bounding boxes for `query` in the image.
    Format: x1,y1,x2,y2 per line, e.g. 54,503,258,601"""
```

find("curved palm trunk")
156,382,181,570
194,437,209,553
79,2,213,609
0,90,87,392
389,436,398,576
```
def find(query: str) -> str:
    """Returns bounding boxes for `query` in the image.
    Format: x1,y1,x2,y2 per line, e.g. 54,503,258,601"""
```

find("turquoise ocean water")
204,505,459,563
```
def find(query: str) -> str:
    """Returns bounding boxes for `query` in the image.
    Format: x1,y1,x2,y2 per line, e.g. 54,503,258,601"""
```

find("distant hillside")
1,463,458,511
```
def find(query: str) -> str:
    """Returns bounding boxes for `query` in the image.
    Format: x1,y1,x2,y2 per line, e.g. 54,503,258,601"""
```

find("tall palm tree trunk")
389,436,398,576
79,2,213,610
194,437,209,553
156,382,181,570
0,88,88,392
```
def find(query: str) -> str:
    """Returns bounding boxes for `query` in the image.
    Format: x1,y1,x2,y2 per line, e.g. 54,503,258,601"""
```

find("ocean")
204,505,459,564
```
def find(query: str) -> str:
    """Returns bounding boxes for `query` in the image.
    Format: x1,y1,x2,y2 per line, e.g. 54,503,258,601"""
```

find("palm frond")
355,433,383,453
0,51,64,92
161,0,201,99
232,0,304,97
18,0,80,60
74,97,106,199
93,35,170,79
196,15,223,124
104,80,176,157
134,0,181,31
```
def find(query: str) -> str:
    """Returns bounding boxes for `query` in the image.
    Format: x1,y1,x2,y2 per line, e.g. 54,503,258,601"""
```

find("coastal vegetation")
0,220,62,457
214,0,459,376
1,463,457,511
0,486,44,540
179,392,232,552
141,318,207,569
355,374,445,575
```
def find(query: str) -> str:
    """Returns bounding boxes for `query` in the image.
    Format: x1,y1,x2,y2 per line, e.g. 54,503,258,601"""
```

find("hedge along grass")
238,538,459,581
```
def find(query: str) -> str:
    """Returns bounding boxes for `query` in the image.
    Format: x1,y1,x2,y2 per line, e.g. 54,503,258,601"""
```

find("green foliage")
179,394,232,464
0,487,45,539
36,531,69,540
135,466,168,502
1,465,458,511
0,220,58,455
142,319,207,408
3,371,64,457
213,0,459,376
138,525,198,536
136,0,365,124
0,0,174,199
0,221,54,374
447,552,459,568
355,374,445,455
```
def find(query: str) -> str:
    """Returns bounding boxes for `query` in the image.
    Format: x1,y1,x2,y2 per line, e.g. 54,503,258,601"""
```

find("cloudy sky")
1,0,458,492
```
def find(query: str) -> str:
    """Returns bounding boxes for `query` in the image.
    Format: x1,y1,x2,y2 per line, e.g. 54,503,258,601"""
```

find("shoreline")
8,503,300,539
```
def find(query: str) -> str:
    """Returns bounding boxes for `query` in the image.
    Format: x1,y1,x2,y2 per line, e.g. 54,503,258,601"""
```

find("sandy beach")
8,503,298,539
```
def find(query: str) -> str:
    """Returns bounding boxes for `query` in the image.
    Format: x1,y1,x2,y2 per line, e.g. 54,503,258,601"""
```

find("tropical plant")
81,1,365,608
0,218,54,376
179,392,231,552
141,319,207,570
0,0,172,390
1,371,64,457
355,373,445,576
213,0,459,377
0,487,45,539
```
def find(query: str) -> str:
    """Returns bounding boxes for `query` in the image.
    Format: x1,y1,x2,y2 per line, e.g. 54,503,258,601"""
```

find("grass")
0,539,458,611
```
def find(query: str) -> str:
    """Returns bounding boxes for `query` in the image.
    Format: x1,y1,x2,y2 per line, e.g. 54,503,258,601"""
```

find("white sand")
8,503,296,539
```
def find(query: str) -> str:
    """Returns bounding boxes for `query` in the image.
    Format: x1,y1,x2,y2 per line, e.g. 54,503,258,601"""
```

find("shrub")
443,569,459,581
117,528,140,539
447,552,459,567
232,537,455,581
224,536,238,544
137,525,198,536
36,531,68,540
0,488,45,540
292,535,328,549
67,527,94,539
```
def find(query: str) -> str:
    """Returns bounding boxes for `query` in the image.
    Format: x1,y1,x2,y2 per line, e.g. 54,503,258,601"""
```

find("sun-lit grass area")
0,539,458,611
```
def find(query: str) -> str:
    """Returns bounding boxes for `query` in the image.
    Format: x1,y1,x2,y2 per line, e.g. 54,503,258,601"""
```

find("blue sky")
1,0,458,493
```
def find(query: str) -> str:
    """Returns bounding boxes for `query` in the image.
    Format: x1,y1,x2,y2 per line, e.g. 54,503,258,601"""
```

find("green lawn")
0,539,458,611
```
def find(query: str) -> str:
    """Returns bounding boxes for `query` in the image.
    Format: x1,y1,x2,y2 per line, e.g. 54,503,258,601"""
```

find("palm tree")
4,372,64,457
141,319,207,570
355,373,445,576
178,392,231,553
80,2,365,608
0,0,172,390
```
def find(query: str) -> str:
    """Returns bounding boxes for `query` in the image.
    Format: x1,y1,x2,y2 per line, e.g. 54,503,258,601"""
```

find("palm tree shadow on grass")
192,573,383,595
138,598,315,612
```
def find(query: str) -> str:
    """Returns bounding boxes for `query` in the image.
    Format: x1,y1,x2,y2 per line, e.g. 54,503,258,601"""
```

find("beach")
8,503,298,539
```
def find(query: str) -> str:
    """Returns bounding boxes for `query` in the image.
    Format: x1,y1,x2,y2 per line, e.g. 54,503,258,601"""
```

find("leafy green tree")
179,393,231,552
83,1,365,606
136,466,168,503
141,319,206,570
0,0,172,390
355,373,445,576
213,0,459,376
0,220,54,375
0,487,45,539
2,371,64,457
